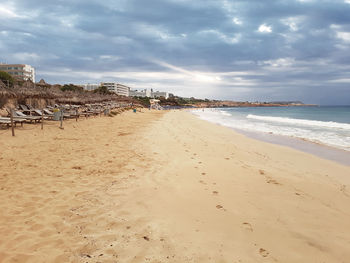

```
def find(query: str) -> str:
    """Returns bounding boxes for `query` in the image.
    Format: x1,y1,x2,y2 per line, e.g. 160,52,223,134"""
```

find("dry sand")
0,110,349,263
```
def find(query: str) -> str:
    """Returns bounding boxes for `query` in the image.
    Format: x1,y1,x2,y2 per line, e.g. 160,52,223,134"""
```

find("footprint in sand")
259,248,269,257
242,222,253,232
340,185,349,197
201,172,206,175
259,170,265,175
266,176,281,185
212,191,219,195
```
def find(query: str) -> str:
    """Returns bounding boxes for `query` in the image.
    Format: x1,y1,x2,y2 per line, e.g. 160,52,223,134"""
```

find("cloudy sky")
1,0,350,104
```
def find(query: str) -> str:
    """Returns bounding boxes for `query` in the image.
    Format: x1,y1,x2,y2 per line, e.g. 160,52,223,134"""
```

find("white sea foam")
247,114,350,130
191,109,350,151
219,110,232,116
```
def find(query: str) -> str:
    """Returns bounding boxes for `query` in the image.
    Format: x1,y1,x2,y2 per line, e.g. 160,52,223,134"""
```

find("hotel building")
0,63,36,82
129,88,172,99
77,83,100,91
101,82,130,96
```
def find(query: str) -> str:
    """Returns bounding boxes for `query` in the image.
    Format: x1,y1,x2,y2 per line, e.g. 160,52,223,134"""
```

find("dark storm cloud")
0,0,350,104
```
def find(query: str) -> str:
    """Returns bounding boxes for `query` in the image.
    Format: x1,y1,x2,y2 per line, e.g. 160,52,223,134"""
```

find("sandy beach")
0,110,350,263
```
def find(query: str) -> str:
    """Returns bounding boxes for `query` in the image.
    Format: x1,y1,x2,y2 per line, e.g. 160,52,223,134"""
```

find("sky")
1,0,350,104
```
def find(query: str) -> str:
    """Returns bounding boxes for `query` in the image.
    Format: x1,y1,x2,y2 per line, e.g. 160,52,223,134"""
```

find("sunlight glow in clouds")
152,60,222,83
0,6,21,18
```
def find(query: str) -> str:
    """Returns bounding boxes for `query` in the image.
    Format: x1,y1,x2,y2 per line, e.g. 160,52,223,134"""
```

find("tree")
93,86,112,94
0,71,14,88
60,84,84,92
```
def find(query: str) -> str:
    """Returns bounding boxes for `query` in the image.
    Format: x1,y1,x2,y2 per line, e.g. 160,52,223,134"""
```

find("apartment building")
129,88,173,99
153,91,171,99
0,64,35,82
129,89,147,97
101,82,130,96
77,83,100,91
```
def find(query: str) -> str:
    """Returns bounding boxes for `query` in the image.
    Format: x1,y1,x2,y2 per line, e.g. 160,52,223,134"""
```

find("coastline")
1,110,350,262
190,107,350,166
219,125,350,167
237,128,350,166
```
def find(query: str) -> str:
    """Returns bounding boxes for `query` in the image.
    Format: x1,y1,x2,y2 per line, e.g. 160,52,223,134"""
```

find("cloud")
0,6,20,18
258,24,272,33
0,0,350,104
336,31,350,42
13,52,40,61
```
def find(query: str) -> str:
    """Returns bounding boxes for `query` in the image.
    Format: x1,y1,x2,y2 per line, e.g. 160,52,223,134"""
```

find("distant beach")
0,110,350,262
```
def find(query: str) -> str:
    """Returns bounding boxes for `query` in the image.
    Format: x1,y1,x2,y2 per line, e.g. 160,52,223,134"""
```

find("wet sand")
0,110,350,262
236,128,350,166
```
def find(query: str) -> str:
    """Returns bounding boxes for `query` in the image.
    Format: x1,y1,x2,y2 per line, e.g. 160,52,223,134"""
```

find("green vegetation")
0,71,14,88
93,86,112,94
172,96,208,106
132,96,150,106
60,84,84,92
132,96,209,107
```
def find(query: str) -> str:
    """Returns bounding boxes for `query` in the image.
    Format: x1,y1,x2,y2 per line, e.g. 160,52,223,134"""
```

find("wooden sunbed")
33,109,52,120
14,111,42,123
0,117,26,127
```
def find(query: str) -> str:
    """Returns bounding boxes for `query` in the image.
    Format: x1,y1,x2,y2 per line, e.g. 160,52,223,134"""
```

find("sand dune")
0,110,349,262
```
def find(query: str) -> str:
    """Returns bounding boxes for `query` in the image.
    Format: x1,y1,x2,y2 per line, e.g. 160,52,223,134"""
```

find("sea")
191,106,350,166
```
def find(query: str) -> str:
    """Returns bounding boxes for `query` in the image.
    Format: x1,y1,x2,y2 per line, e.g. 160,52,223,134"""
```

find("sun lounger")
20,104,30,111
0,117,26,127
33,109,52,120
43,108,54,115
0,118,11,127
14,111,42,123
19,104,36,115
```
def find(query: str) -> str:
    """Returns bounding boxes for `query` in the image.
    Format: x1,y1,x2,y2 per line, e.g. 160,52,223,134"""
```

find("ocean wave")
219,110,232,116
247,114,350,130
191,109,350,151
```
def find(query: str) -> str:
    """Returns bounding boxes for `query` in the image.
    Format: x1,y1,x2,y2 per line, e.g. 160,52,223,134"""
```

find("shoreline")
236,128,350,166
189,109,350,167
1,110,350,262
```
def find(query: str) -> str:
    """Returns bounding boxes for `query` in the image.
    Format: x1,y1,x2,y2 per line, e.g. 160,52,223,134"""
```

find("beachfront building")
101,82,130,96
129,88,173,99
129,89,153,97
77,83,100,91
129,89,147,97
153,91,170,99
0,63,35,82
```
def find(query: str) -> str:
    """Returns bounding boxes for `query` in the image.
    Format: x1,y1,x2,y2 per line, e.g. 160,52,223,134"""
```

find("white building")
129,88,172,99
0,63,35,82
101,82,130,96
153,91,170,99
129,89,147,97
77,83,100,91
146,88,152,97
